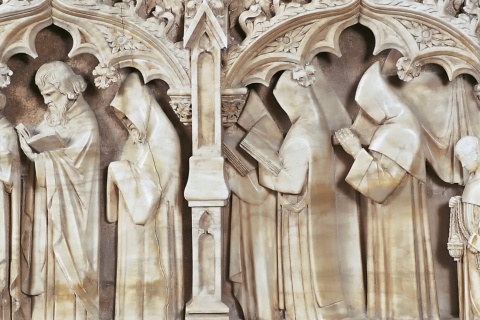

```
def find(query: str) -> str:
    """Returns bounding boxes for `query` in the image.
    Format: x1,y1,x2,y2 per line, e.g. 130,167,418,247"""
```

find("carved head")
35,61,87,101
35,62,87,126
455,136,480,174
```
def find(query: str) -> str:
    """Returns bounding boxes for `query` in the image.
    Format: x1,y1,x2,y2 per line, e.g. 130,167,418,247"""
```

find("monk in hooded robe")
0,93,25,320
106,72,183,320
448,136,480,320
258,70,347,320
336,62,439,319
19,62,100,320
226,159,278,320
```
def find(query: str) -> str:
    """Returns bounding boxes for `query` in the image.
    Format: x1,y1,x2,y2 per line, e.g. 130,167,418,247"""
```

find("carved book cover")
16,123,65,153
223,126,257,176
240,115,283,176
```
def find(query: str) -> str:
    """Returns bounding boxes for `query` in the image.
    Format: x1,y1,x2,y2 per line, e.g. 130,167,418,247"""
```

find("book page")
27,131,66,153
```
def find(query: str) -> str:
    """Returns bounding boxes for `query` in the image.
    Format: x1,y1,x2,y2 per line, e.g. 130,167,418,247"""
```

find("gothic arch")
225,0,480,87
0,0,190,89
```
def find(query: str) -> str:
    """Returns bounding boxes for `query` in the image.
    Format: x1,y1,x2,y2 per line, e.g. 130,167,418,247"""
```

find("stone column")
183,2,230,319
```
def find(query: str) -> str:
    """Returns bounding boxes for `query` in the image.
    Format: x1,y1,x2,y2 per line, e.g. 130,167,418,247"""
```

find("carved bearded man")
19,61,100,319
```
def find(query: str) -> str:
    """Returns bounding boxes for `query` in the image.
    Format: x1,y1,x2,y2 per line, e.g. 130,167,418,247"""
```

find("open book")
240,115,283,176
16,123,66,153
223,126,257,176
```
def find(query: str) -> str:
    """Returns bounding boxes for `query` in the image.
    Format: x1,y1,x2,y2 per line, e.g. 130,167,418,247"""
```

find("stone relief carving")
448,136,480,320
2,0,480,318
0,92,23,320
0,64,12,88
248,69,348,319
107,72,183,319
336,62,439,319
92,63,119,89
17,61,100,319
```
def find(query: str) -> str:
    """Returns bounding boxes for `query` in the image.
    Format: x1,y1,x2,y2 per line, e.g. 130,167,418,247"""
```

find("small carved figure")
448,135,480,320
0,93,24,320
18,61,100,319
106,72,184,319
335,62,439,319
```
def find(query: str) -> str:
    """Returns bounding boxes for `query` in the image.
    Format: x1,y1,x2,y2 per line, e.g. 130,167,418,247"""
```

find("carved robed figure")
336,62,439,319
448,136,480,320
18,61,100,319
258,70,347,319
106,72,184,319
0,93,24,320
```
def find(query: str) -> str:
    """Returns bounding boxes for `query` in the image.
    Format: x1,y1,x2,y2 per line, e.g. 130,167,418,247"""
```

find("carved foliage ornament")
396,57,421,82
292,64,316,87
92,64,119,89
97,25,148,54
170,97,192,124
261,24,310,55
397,19,461,50
222,94,247,126
0,63,12,88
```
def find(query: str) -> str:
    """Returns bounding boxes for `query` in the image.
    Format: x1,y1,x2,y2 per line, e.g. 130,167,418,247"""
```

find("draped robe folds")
106,72,183,320
455,178,480,319
345,62,439,319
226,163,278,320
389,71,480,185
22,95,100,320
0,117,24,320
259,120,347,319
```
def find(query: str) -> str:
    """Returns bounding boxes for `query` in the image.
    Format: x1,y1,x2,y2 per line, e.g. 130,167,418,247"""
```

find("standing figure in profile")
0,92,25,320
335,62,439,319
256,70,347,319
106,72,184,320
448,136,480,320
18,61,100,320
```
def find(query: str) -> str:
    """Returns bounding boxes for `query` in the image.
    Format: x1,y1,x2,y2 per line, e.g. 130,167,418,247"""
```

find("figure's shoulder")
463,177,480,206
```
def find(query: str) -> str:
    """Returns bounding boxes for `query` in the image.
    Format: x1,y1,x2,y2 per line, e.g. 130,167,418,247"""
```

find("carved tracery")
1,0,480,319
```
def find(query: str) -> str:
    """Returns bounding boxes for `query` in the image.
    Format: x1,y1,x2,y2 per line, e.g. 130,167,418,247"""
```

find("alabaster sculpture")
336,62,439,319
448,136,480,320
5,0,480,317
253,69,347,319
106,72,184,320
17,61,100,319
0,93,23,320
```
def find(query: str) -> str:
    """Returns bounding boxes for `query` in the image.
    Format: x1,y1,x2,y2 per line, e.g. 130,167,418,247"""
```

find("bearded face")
39,83,71,127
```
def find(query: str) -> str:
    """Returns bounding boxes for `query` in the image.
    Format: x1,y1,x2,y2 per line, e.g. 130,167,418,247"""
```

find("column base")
185,297,229,320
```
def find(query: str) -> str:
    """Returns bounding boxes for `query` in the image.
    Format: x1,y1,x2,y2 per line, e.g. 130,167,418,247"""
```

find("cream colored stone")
106,72,184,320
17,61,100,319
336,62,439,319
448,136,480,320
3,0,480,318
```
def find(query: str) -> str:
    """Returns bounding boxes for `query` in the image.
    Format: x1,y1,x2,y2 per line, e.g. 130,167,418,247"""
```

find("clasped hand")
334,128,362,158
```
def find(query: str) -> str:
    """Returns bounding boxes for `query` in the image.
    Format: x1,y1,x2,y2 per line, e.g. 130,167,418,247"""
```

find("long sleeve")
0,152,12,190
226,162,270,205
259,138,309,194
107,160,162,225
346,149,407,204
